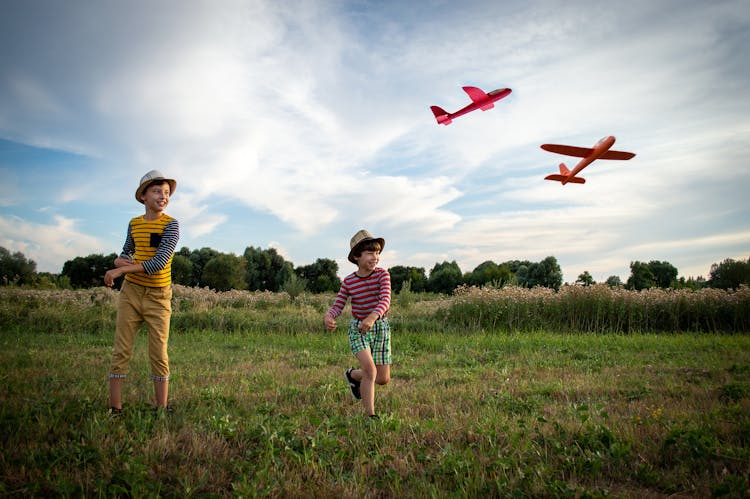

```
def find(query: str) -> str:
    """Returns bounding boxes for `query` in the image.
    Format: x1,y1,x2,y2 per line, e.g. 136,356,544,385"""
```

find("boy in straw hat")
104,170,180,415
324,230,392,419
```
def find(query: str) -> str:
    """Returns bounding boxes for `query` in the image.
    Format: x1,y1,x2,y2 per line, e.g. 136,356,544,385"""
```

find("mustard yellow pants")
109,280,172,381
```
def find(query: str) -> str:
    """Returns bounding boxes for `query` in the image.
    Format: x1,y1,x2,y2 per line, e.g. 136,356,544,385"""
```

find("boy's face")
140,182,171,212
355,249,380,273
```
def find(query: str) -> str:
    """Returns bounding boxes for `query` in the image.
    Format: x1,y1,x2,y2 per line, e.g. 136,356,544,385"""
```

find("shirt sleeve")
120,224,135,259
372,269,392,318
326,282,350,319
142,219,180,275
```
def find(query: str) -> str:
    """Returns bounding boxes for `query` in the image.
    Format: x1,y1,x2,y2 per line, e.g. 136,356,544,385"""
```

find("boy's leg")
144,286,172,408
375,364,391,385
109,281,142,409
153,379,169,408
371,318,392,386
109,377,124,410
355,349,377,417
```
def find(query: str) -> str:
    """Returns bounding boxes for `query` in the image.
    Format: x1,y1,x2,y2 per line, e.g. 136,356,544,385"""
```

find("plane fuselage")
448,88,511,121
431,87,512,125
562,136,616,184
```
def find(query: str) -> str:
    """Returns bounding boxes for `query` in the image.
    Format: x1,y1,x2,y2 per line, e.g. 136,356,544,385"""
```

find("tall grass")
2,283,748,336
443,284,750,333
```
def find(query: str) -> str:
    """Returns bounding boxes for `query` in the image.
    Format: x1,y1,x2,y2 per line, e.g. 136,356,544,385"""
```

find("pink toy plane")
542,136,635,185
430,86,512,125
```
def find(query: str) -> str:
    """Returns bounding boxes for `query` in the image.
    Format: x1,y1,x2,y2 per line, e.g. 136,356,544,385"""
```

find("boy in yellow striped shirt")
104,170,180,414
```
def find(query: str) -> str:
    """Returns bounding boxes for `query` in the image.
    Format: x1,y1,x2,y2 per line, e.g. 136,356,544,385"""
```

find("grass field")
1,287,749,497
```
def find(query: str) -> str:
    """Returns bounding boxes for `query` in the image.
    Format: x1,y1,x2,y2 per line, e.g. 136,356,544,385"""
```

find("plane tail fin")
544,163,585,184
430,106,452,125
544,174,586,184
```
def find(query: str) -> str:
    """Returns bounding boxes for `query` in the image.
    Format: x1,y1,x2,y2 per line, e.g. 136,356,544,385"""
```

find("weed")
720,382,750,402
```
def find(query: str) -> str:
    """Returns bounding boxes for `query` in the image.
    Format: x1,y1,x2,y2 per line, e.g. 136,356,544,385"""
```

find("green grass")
2,326,749,497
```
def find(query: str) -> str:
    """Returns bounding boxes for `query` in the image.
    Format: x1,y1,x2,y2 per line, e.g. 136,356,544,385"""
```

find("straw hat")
348,229,385,263
135,170,176,203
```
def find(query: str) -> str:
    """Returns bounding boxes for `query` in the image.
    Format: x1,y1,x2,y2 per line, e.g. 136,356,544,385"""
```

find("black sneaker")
108,407,123,418
368,414,379,420
344,368,361,400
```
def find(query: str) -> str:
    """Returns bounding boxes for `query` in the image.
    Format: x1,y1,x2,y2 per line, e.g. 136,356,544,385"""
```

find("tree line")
1,245,749,293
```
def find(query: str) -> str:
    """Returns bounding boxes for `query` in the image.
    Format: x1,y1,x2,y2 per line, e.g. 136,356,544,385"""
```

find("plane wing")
462,86,488,103
541,144,636,160
600,150,636,160
541,144,593,157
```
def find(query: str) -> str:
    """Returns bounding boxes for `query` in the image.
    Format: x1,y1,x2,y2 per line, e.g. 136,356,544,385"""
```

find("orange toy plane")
542,136,635,185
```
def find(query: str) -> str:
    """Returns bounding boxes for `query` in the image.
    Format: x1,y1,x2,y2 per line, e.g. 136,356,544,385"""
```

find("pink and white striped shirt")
326,267,391,320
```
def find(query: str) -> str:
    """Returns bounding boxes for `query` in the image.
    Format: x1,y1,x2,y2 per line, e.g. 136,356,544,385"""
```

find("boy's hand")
358,312,379,333
324,314,337,331
104,268,122,287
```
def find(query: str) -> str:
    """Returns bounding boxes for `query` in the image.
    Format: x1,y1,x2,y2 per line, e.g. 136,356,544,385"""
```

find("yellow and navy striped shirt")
121,214,180,288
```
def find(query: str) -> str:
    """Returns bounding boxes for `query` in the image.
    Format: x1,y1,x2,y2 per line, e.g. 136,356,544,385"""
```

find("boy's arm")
105,224,141,286
373,269,392,318
115,224,136,268
323,283,349,331
104,262,146,286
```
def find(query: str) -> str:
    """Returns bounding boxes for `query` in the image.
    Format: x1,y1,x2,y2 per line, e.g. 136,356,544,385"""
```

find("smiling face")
139,181,171,216
354,242,381,275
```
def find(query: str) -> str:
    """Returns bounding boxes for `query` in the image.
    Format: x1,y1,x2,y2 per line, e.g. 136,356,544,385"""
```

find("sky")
1,0,748,285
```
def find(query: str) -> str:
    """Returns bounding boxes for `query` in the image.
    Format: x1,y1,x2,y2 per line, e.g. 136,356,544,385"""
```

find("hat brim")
347,237,385,263
136,178,177,203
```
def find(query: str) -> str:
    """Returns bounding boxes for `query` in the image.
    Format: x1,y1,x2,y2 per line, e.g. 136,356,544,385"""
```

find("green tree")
0,247,37,285
505,259,533,275
61,253,118,289
517,256,562,290
501,259,533,287
31,271,70,289
625,260,678,290
296,258,341,294
605,275,622,288
171,254,193,286
188,247,221,287
427,261,463,294
648,260,678,289
514,264,529,287
576,270,595,287
626,261,656,290
243,246,293,292
709,257,750,289
201,254,247,291
281,273,307,301
388,265,427,293
466,261,512,288
675,275,707,290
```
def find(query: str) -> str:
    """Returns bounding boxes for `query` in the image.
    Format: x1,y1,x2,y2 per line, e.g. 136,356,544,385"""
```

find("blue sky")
1,0,748,284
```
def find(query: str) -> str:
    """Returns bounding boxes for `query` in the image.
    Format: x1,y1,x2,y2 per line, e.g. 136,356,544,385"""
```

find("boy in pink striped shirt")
324,230,392,419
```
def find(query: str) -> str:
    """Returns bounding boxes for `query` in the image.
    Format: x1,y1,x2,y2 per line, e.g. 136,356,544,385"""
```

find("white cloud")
0,214,107,273
0,0,748,281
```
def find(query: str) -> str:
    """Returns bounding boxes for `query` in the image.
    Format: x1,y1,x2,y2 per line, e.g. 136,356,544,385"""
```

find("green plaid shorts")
348,318,392,365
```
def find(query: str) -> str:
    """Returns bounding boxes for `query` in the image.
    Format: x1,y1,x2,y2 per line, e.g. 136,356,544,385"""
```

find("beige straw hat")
135,170,177,203
348,229,385,263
